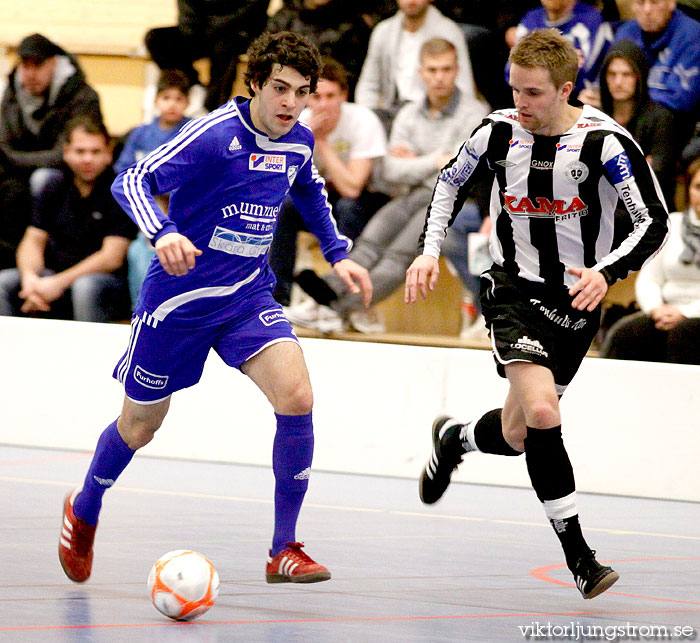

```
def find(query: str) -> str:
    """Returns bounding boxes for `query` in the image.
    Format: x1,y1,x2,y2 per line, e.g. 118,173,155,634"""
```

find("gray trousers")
325,187,433,313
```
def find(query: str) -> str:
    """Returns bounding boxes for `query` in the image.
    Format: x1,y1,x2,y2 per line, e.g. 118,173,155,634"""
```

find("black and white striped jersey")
421,105,669,288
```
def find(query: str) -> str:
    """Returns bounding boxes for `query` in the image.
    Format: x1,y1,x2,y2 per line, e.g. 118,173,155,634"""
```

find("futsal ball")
147,550,219,621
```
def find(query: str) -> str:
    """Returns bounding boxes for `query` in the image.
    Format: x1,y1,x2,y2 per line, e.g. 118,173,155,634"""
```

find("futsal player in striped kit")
58,32,371,584
406,29,669,599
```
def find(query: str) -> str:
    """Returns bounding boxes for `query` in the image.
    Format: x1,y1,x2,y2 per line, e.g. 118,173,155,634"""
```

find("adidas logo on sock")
293,467,311,480
93,475,115,487
229,136,242,151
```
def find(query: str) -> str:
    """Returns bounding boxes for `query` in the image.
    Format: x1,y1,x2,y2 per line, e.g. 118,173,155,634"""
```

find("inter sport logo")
249,154,286,173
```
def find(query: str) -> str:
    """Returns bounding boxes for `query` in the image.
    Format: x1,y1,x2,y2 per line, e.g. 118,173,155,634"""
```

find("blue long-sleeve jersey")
112,97,350,326
614,10,700,113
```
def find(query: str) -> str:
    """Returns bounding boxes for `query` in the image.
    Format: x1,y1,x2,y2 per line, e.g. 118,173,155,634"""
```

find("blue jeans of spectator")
127,233,157,309
441,201,483,313
269,191,387,306
0,268,129,322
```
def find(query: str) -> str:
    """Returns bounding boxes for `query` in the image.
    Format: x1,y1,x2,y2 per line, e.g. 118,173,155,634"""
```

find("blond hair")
509,29,578,89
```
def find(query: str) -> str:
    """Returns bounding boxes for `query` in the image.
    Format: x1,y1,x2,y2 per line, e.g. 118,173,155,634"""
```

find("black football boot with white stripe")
573,550,619,599
419,416,474,504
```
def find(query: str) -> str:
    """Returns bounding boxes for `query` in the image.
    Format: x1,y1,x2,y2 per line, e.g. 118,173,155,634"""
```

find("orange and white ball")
147,550,219,621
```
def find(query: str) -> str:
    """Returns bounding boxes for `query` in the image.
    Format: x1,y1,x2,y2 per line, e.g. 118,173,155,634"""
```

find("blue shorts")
113,292,298,403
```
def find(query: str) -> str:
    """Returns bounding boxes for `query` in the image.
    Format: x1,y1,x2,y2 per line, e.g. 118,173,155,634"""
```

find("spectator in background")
435,0,541,108
0,33,102,267
267,0,372,94
601,157,700,364
580,40,676,207
355,0,484,124
145,0,268,113
612,0,700,147
269,58,387,307
288,39,488,333
0,117,136,322
508,0,613,100
114,70,191,309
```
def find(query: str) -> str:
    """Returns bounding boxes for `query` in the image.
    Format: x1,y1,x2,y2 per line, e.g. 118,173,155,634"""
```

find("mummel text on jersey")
112,97,350,326
421,105,669,289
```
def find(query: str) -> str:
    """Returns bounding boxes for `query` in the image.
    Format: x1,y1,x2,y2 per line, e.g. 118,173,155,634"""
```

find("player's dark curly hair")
245,31,322,96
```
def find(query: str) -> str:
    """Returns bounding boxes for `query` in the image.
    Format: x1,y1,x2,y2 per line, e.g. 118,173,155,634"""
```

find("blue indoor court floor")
0,444,698,642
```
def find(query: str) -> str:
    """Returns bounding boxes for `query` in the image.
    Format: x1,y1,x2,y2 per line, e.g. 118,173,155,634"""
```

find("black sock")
550,514,591,571
471,409,523,456
524,426,590,571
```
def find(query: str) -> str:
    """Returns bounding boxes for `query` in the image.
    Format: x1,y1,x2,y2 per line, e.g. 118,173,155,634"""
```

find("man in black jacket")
145,0,269,112
0,33,103,268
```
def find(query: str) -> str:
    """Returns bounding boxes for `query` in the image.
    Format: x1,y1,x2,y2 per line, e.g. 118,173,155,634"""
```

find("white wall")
1,317,698,502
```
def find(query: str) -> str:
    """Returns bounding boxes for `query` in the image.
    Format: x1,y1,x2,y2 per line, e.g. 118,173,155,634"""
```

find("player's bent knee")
502,422,526,451
117,417,161,450
276,384,313,416
524,400,560,429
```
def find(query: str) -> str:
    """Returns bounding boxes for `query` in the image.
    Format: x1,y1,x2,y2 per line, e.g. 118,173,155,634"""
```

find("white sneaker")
186,84,208,118
284,299,344,333
284,298,319,329
460,314,489,342
349,308,385,334
316,306,344,333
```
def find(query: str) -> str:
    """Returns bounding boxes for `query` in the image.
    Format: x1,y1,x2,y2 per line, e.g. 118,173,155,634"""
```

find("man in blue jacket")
613,0,700,142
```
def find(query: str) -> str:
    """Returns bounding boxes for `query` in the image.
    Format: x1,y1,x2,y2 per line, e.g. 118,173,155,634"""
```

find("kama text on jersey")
422,105,669,289
112,97,350,326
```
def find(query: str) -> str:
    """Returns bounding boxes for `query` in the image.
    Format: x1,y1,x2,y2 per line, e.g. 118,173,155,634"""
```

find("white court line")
2,475,698,540
0,475,381,513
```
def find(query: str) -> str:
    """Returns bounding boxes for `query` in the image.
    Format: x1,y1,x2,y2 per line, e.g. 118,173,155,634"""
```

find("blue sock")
271,412,314,556
73,420,135,526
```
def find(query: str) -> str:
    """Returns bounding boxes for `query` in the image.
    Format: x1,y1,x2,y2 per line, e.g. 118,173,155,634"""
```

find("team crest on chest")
564,161,589,183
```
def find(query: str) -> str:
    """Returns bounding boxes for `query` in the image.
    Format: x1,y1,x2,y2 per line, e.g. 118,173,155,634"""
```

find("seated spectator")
145,0,268,113
355,0,485,124
612,0,700,147
436,0,540,108
0,117,136,322
114,70,192,309
0,33,102,266
286,38,488,332
508,0,613,100
580,39,676,207
269,58,387,307
267,0,372,94
600,157,700,364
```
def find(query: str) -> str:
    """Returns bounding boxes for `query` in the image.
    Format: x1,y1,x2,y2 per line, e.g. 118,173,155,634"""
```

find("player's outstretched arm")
155,232,203,277
405,255,439,304
567,267,608,312
332,258,373,308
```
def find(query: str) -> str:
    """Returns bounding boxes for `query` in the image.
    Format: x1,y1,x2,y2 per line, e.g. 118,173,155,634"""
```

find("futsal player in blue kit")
58,32,371,584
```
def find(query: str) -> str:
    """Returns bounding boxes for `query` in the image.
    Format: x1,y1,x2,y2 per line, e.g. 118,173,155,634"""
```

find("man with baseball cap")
0,33,103,269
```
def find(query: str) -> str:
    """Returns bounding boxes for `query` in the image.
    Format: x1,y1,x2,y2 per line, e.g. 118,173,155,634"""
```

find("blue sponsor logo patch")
604,152,633,184
209,226,273,257
133,365,169,390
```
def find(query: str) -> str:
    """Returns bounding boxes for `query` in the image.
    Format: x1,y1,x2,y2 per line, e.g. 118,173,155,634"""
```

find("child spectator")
114,70,191,309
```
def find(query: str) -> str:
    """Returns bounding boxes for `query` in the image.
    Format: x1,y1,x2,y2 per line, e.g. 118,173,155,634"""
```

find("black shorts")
480,266,600,393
